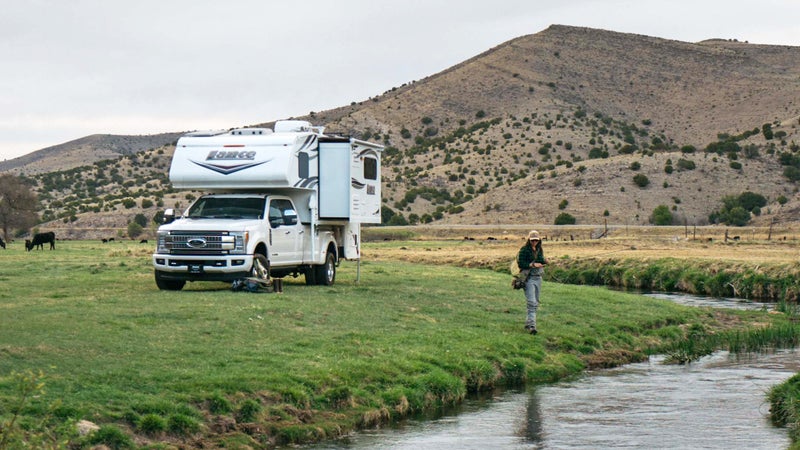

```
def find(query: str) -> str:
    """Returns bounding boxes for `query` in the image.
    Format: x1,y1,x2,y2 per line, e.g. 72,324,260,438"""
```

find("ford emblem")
187,238,207,248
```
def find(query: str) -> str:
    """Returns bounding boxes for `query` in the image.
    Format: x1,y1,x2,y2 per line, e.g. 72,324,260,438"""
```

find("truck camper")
152,120,382,290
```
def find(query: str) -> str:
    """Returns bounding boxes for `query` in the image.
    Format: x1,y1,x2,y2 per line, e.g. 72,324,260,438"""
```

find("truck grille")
162,231,238,255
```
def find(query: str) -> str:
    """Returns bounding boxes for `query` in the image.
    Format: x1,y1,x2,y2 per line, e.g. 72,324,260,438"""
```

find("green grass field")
0,240,791,448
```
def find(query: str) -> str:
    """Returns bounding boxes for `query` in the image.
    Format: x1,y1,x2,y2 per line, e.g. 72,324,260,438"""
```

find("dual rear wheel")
305,250,336,286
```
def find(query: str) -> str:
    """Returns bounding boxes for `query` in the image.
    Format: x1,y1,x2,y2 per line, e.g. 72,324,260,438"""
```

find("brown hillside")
0,132,183,175
301,25,800,226
3,25,800,238
307,25,800,147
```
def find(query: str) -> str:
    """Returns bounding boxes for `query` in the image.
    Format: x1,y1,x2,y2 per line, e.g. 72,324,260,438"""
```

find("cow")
25,232,56,251
139,239,148,244
0,236,5,249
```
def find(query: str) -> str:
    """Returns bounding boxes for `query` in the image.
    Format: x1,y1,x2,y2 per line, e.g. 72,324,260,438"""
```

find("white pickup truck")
152,120,382,291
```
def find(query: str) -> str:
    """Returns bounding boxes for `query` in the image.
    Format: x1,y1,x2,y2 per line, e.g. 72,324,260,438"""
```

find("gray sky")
1,0,798,161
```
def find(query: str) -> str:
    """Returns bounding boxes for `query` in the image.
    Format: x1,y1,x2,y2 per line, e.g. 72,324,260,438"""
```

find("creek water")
304,293,798,449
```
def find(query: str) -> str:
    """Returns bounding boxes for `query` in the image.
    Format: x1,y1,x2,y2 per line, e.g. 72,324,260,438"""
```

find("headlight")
229,231,247,254
156,231,169,253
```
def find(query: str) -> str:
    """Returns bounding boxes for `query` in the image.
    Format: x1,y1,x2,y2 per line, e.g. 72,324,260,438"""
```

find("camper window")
364,156,378,180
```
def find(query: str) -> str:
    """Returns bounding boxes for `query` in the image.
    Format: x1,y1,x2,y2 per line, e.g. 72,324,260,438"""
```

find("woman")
516,230,547,334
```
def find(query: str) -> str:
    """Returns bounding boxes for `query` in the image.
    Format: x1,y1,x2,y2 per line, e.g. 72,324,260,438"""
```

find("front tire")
155,271,186,291
251,254,270,282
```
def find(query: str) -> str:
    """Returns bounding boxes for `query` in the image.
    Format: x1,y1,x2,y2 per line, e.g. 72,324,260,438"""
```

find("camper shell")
152,120,382,290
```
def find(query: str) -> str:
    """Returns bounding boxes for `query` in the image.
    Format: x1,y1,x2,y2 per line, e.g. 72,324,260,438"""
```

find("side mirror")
163,208,175,224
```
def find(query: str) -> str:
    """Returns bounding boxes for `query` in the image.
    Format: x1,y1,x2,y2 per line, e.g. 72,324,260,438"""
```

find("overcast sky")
1,0,798,161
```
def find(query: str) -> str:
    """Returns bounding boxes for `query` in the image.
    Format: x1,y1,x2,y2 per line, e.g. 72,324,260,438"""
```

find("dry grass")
363,225,800,272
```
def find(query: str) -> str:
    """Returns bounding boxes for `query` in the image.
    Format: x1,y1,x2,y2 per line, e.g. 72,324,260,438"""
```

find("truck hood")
159,218,263,233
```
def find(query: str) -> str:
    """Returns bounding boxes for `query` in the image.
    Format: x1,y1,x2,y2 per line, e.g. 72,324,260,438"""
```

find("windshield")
186,197,266,219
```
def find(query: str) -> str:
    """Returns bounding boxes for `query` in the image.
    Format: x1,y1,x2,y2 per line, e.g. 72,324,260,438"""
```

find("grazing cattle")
139,239,148,244
25,232,56,251
0,236,5,249
102,238,108,243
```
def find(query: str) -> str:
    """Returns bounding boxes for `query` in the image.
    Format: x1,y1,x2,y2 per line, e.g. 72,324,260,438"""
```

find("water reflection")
641,291,773,311
528,350,797,449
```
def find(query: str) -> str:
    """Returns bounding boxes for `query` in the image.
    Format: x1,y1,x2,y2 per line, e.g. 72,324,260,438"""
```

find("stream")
304,293,797,449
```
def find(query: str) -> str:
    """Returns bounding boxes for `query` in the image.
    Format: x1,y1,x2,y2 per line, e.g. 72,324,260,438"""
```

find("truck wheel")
314,251,336,286
304,267,316,285
251,254,270,282
155,271,185,291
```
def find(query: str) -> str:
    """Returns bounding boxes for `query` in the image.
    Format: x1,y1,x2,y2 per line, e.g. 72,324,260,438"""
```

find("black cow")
25,232,56,251
0,236,5,249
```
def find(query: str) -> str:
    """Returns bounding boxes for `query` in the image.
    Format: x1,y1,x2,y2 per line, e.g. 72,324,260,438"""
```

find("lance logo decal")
190,151,271,175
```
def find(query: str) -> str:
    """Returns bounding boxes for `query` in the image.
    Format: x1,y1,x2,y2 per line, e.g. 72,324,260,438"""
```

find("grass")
363,225,800,302
0,240,796,448
769,373,800,447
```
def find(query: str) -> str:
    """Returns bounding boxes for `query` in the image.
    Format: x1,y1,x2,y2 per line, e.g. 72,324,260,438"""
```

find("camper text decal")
189,150,271,175
206,150,256,160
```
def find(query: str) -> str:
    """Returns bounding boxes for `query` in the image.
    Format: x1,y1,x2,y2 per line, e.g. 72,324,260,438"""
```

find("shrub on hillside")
554,212,576,225
708,191,767,226
676,158,696,171
650,205,673,225
633,174,650,188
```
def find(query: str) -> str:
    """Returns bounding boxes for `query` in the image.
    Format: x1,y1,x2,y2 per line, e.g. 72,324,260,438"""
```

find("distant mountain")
0,132,183,175
3,25,800,238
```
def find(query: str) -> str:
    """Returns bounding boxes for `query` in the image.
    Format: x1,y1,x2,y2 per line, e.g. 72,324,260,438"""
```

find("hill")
0,132,183,175
3,25,800,239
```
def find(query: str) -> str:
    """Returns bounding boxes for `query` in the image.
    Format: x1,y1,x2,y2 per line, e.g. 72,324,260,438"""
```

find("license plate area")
188,264,204,274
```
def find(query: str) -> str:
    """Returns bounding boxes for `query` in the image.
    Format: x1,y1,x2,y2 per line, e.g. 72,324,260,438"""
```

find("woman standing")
517,230,547,334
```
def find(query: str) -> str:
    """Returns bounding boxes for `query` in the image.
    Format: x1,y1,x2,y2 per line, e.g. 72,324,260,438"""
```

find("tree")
0,174,39,241
725,207,751,226
554,212,576,225
709,192,762,226
152,210,165,225
650,205,673,225
737,191,767,212
133,213,148,228
127,222,144,239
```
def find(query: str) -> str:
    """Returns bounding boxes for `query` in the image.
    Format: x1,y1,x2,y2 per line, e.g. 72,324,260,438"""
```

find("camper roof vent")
274,120,315,133
230,128,273,136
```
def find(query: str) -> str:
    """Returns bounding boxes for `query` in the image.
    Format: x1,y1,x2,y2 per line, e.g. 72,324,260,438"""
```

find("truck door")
267,198,303,264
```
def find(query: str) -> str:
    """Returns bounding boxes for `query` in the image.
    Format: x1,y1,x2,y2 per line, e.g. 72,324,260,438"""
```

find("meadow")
0,238,797,448
364,224,800,301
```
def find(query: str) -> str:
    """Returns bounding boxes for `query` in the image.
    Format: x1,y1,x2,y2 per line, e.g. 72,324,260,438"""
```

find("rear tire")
304,266,317,285
314,251,336,286
155,271,186,291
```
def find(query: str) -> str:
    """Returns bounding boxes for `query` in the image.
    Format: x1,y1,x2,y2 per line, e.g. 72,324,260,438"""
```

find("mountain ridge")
2,25,799,238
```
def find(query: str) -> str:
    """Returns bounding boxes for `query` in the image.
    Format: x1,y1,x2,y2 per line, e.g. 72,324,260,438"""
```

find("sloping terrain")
0,132,183,175
3,25,800,238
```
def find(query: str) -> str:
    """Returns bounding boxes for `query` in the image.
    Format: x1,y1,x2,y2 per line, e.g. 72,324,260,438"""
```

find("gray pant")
524,275,541,329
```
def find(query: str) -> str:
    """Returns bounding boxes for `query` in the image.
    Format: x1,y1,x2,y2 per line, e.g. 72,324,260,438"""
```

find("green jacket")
517,243,546,275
